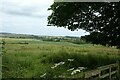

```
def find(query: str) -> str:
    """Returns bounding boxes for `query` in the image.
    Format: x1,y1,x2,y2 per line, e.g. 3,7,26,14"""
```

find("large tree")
47,2,120,48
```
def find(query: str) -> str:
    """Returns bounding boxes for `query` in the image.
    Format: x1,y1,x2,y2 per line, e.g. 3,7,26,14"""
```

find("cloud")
0,0,89,37
1,0,53,18
2,7,47,18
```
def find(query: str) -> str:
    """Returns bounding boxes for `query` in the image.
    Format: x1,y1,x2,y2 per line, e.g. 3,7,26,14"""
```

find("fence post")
116,61,120,78
109,66,111,80
98,70,101,80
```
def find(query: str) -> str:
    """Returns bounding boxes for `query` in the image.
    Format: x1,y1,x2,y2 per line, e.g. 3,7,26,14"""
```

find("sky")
0,0,89,37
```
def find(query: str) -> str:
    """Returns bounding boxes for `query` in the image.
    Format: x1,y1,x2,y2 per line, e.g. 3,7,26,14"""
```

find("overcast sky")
0,0,89,37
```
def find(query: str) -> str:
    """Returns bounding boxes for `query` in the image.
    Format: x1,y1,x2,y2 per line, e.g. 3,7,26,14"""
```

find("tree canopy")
47,2,120,48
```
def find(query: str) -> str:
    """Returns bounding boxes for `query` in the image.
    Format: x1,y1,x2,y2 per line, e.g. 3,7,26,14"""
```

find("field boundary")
82,61,120,79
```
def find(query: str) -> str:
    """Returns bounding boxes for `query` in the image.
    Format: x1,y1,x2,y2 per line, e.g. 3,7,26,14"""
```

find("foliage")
48,2,120,48
81,32,107,46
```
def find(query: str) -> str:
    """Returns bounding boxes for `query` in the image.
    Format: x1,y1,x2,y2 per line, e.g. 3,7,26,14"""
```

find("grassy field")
1,38,120,78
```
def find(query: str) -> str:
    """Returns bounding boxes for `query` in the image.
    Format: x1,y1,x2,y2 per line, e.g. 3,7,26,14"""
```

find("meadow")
1,38,120,78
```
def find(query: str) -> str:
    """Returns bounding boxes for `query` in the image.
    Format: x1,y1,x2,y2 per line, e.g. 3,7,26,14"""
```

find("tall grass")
1,38,120,78
42,49,120,69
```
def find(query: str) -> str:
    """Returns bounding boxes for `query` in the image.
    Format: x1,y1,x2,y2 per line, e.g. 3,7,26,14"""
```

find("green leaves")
48,2,120,47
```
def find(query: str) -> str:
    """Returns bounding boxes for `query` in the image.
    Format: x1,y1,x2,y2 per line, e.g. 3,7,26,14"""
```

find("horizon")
0,32,89,37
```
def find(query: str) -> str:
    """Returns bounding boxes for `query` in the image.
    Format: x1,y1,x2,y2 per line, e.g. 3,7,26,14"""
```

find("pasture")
1,38,120,78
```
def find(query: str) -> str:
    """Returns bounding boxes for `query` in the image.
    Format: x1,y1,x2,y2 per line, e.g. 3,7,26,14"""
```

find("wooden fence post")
98,70,101,80
109,66,111,80
117,61,120,78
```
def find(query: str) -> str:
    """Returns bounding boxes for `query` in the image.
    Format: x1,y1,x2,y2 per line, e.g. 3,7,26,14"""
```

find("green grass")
1,38,120,78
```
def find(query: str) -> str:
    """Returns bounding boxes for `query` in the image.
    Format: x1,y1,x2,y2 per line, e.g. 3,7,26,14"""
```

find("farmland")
1,38,120,78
